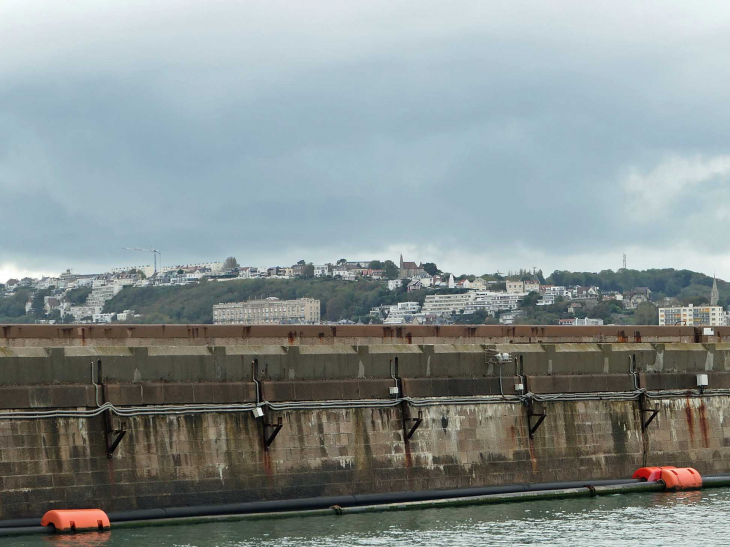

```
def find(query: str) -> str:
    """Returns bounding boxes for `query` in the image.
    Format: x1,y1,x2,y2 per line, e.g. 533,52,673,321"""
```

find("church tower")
711,276,720,307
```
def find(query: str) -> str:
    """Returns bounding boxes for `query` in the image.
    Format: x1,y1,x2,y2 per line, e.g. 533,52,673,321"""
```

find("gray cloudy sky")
3,1,730,282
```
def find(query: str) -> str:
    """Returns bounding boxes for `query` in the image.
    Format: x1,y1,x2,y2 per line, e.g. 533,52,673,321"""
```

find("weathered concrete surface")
2,324,724,348
1,333,730,520
4,342,730,386
3,396,729,520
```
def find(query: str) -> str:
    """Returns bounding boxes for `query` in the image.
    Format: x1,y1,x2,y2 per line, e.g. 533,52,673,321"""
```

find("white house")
387,279,403,291
333,269,356,281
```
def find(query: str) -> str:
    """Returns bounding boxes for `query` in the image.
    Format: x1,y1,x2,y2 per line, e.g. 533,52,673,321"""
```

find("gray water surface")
3,489,728,547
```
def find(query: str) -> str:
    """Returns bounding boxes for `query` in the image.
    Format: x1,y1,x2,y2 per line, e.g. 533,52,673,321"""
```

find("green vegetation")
223,257,239,269
104,278,426,324
0,289,34,323
65,287,92,305
1,267,727,325
547,269,728,306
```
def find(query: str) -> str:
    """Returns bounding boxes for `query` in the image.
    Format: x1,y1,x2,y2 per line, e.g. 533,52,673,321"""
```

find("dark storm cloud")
3,1,730,278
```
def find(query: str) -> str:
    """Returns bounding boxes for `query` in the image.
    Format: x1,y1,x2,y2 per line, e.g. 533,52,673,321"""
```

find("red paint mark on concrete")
685,397,695,445
698,401,710,448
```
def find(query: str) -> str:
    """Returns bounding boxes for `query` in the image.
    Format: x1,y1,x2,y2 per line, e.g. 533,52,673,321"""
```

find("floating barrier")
1,470,727,538
40,509,110,533
633,466,702,490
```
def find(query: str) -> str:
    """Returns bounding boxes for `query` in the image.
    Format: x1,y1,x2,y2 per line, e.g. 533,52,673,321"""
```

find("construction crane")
123,247,162,275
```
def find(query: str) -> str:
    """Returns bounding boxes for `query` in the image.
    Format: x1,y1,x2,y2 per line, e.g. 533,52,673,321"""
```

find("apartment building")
465,291,526,315
213,297,321,325
507,280,540,294
658,304,725,327
383,302,421,324
422,293,476,316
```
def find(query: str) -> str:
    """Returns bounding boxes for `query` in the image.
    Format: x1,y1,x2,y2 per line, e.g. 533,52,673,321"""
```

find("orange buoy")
633,466,677,482
41,509,110,533
632,467,664,481
661,467,702,491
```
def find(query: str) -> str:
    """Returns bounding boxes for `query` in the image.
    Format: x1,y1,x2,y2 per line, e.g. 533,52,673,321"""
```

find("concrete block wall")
6,395,727,520
4,343,730,406
646,396,730,474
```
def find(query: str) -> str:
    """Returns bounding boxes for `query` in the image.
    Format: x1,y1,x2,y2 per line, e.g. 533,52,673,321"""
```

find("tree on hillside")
521,292,540,307
383,260,399,280
454,309,491,325
297,260,306,265
422,263,441,276
634,302,658,325
368,260,384,269
303,263,315,277
65,287,91,305
337,258,347,266
223,257,239,269
33,289,51,319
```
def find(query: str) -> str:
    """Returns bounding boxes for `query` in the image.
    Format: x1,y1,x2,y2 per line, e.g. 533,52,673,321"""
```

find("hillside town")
1,255,729,327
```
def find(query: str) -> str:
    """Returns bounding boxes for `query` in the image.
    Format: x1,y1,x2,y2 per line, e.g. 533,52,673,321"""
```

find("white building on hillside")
387,279,403,291
162,262,223,274
422,293,476,316
383,302,421,324
213,297,321,325
465,291,526,315
659,304,725,327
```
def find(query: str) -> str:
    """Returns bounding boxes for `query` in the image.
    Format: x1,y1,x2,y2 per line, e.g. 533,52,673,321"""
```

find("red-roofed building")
399,255,425,279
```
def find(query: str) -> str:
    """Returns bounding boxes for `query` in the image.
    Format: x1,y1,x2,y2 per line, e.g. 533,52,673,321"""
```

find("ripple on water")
3,489,730,547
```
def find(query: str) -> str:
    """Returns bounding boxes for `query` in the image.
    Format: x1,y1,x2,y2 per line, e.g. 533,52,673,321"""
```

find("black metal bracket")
528,410,546,439
639,392,660,431
263,417,283,450
107,428,126,457
641,406,660,431
97,359,127,458
403,410,423,441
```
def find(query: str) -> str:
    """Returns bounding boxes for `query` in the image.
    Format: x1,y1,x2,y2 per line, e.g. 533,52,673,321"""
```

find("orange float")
661,467,702,490
41,509,110,532
633,466,676,482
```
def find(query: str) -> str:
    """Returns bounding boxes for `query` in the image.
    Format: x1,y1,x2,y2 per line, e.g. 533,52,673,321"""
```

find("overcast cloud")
3,1,730,282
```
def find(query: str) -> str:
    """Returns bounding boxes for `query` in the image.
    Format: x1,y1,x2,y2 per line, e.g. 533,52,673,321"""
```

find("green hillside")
103,278,424,324
3,268,728,325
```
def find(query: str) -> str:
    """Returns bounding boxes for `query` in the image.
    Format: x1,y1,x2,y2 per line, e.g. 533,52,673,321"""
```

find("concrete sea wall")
0,326,730,520
2,398,729,520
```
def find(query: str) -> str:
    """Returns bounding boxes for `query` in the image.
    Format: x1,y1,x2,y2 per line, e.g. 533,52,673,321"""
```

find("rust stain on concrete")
685,397,695,444
404,437,412,468
698,401,710,448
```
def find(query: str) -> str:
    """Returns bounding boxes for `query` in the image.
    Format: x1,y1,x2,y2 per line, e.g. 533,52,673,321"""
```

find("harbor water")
3,489,729,547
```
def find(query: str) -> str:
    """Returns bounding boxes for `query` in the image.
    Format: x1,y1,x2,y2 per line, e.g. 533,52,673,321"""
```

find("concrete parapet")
261,379,395,402
3,342,730,385
652,344,710,373
601,343,656,374
527,374,635,393
3,324,724,347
